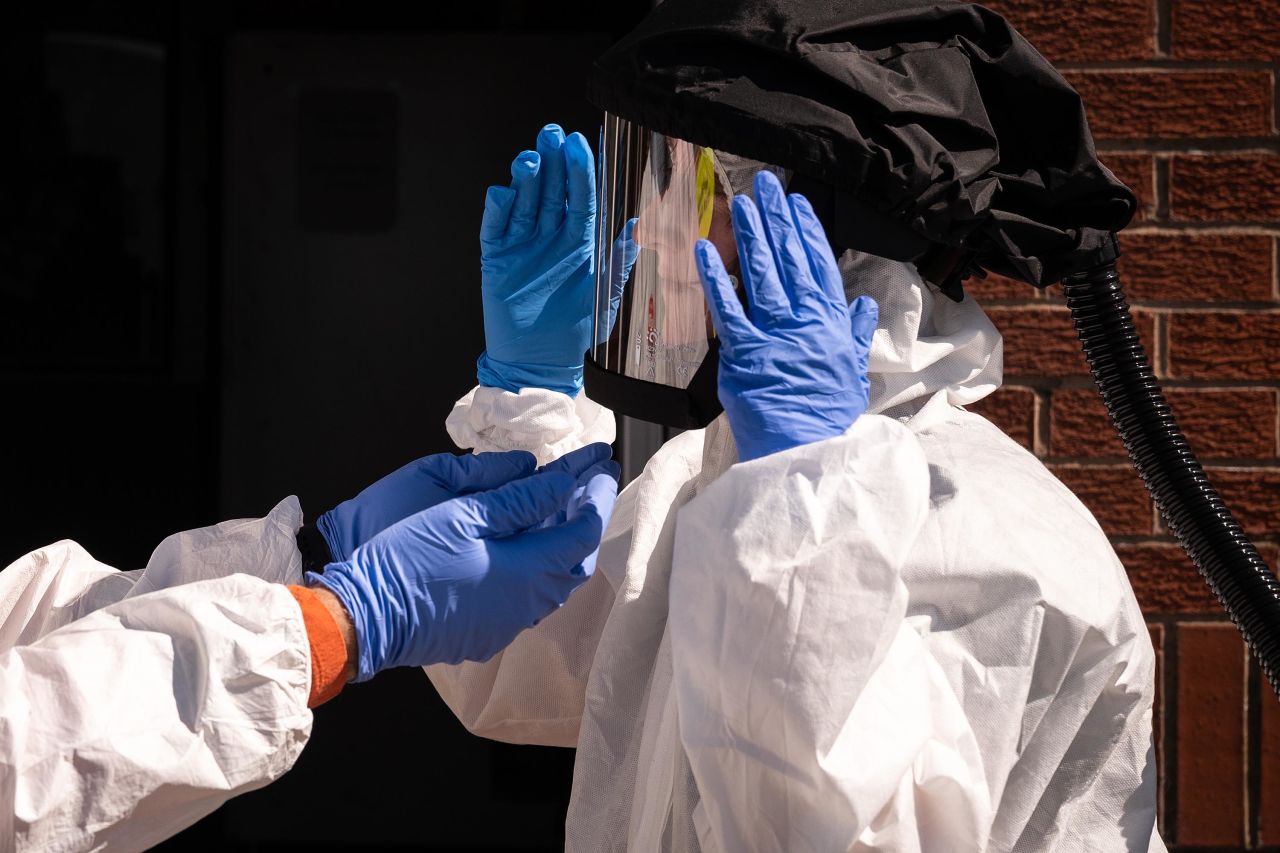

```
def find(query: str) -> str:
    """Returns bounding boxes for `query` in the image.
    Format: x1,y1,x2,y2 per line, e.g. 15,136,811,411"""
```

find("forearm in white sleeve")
425,565,612,747
669,415,991,852
0,574,312,853
445,385,615,466
0,497,305,646
429,387,619,741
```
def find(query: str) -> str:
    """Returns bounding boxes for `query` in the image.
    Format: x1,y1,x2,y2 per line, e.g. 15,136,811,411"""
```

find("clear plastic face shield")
586,113,785,427
590,114,738,386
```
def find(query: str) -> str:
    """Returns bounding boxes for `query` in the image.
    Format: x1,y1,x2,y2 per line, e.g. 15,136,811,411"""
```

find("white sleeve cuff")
446,385,616,466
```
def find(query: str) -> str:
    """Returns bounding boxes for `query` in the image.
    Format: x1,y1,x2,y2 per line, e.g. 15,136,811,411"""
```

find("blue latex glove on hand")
317,450,540,562
478,124,596,396
693,170,878,463
310,443,619,679
599,218,639,345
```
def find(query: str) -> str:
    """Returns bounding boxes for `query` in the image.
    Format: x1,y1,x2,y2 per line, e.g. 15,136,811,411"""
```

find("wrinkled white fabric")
857,250,1003,418
0,498,314,852
446,385,616,466
431,252,1163,852
671,416,991,852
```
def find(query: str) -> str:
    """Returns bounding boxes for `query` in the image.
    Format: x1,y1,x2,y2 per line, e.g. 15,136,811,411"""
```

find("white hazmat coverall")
0,498,314,851
433,251,1165,852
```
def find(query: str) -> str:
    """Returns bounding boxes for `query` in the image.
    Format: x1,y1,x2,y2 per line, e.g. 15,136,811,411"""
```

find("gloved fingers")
570,459,621,502
460,469,576,538
597,218,638,345
505,570,588,635
535,124,567,236
789,193,847,310
480,185,517,250
609,217,639,294
730,196,791,328
539,442,615,481
530,570,594,627
499,466,618,579
848,295,880,349
560,463,620,577
485,522,596,583
695,239,760,353
848,295,879,385
507,150,542,241
435,449,539,494
534,456,620,531
315,510,351,565
564,132,596,232
753,170,811,309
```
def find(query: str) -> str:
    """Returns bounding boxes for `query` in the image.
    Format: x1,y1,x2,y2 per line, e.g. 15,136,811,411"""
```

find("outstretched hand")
478,123,597,397
311,443,619,680
694,170,877,462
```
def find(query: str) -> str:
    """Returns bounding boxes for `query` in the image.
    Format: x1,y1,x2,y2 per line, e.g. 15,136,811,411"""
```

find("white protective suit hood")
839,249,1004,419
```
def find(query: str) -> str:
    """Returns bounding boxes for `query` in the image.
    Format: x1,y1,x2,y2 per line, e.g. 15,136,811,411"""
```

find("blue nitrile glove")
317,450,540,562
309,443,619,679
478,123,597,396
693,170,879,463
599,218,639,345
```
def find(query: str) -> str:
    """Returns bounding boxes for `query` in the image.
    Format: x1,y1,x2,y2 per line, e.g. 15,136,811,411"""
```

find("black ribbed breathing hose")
1060,260,1280,698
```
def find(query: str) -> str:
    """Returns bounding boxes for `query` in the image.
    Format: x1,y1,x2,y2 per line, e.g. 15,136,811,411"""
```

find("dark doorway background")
1,2,650,849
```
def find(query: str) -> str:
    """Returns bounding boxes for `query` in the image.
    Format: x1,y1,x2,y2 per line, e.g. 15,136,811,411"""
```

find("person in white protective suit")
430,123,1163,851
0,440,620,851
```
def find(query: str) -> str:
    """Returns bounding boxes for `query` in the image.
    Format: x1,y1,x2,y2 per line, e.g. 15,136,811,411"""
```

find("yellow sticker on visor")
696,147,716,240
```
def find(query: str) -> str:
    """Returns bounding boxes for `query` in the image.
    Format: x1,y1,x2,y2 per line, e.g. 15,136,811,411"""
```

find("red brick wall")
963,1,1280,848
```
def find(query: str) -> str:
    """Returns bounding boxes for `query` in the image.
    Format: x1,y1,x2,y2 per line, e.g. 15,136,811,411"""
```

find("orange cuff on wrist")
288,585,350,707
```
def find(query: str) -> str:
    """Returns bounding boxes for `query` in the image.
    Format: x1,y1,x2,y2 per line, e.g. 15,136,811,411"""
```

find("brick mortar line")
1274,236,1279,301
996,378,1280,391
1128,224,1280,233
1098,139,1280,153
1059,61,1280,71
1152,617,1166,840
1155,310,1169,388
1000,383,1280,393
1273,68,1279,136
1108,535,1280,546
1153,614,1253,624
1246,654,1263,848
983,301,1280,311
1242,641,1252,844
1165,616,1181,845
1050,461,1280,470
977,300,1280,311
1034,388,1049,457
1155,156,1171,220
1155,0,1170,58
1123,226,1280,235
1154,504,1169,538
1146,155,1161,222
985,304,1280,314
1044,457,1280,468
1147,306,1280,315
1130,302,1280,311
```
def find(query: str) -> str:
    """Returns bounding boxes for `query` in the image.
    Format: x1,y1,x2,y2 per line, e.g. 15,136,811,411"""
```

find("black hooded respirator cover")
581,0,1136,428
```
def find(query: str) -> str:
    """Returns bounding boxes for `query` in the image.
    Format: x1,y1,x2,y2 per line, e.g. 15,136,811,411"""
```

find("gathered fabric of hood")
844,249,1003,419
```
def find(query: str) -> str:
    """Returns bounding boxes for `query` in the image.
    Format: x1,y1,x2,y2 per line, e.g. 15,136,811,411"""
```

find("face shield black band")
583,338,722,430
